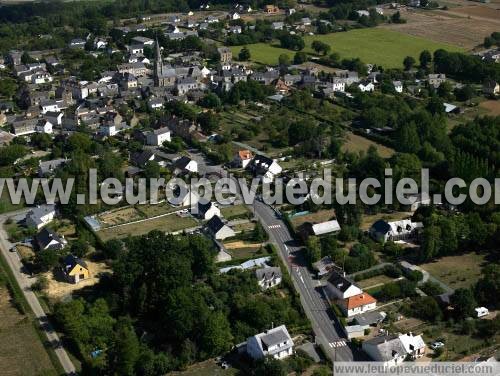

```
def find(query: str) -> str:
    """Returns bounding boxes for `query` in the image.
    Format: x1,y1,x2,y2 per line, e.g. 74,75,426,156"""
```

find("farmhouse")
62,254,90,284
255,267,282,290
247,325,293,360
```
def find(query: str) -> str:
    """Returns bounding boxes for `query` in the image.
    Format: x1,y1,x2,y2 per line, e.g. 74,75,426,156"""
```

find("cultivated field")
290,209,336,230
96,213,198,241
342,132,395,159
0,266,57,376
381,7,499,49
231,28,464,68
96,206,144,228
420,252,487,290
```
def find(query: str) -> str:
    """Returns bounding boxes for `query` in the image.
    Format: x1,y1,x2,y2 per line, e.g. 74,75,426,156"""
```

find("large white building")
247,325,294,360
146,127,171,146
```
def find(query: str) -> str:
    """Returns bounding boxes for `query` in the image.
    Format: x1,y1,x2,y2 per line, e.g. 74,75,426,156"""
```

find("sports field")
231,28,464,68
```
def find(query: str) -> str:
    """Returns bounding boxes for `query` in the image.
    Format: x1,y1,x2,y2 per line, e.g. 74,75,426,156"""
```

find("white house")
358,81,375,92
195,201,221,220
40,100,60,114
230,12,241,20
399,333,426,359
146,127,171,146
173,156,198,174
393,80,403,93
475,307,489,318
325,271,363,300
26,204,56,229
99,124,118,137
35,119,53,134
206,215,235,240
148,98,164,110
331,78,346,92
339,292,377,317
234,149,253,168
247,325,294,360
370,219,423,243
256,267,282,290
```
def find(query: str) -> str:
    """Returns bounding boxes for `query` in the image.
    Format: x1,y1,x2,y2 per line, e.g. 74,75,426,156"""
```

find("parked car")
431,341,444,350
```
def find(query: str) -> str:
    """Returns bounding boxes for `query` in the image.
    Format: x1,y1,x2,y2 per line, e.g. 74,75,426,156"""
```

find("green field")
231,28,464,68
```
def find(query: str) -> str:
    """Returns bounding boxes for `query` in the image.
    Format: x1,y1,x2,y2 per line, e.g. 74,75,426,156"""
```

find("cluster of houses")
23,204,90,284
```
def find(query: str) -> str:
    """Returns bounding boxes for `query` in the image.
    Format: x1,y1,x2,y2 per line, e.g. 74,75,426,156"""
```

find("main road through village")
251,199,368,362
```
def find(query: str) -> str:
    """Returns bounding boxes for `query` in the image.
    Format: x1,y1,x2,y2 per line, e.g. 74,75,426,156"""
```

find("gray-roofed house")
369,219,423,243
35,228,67,251
26,204,56,229
62,254,90,284
247,325,294,360
311,220,341,236
195,201,220,220
145,126,171,146
256,266,282,290
173,156,198,174
362,335,407,367
206,215,235,240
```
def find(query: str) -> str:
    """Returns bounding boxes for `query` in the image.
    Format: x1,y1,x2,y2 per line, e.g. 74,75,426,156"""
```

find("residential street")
250,200,368,362
0,209,76,375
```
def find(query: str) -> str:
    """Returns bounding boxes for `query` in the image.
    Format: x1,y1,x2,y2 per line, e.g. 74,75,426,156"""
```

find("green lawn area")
342,132,395,159
0,188,24,214
136,203,178,218
220,204,250,220
96,214,198,241
231,28,464,68
420,252,487,290
168,359,237,376
357,274,396,289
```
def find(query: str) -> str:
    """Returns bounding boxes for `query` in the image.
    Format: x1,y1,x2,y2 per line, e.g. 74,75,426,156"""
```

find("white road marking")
268,224,281,229
330,341,347,348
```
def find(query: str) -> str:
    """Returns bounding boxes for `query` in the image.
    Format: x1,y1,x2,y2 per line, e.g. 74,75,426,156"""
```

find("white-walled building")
247,325,294,360
146,127,171,146
26,204,56,229
256,267,282,290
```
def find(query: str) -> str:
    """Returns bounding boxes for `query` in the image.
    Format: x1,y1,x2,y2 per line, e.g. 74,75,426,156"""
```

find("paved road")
251,200,368,362
0,210,76,375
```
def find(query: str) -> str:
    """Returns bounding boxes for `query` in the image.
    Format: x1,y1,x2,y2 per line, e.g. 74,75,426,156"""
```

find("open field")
96,206,144,228
136,203,178,218
420,252,487,290
479,100,500,116
0,258,58,376
223,239,264,260
290,209,336,229
445,5,500,22
381,7,499,49
342,132,395,159
231,28,464,68
96,213,198,241
168,359,237,376
357,274,395,289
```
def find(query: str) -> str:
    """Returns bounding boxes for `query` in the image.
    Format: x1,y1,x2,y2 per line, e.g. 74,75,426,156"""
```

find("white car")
431,341,444,350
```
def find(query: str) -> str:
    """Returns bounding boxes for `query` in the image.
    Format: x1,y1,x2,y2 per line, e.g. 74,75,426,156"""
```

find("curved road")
0,210,76,375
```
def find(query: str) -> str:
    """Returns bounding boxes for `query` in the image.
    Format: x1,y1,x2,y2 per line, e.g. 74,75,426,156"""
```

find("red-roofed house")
235,149,253,168
339,293,377,317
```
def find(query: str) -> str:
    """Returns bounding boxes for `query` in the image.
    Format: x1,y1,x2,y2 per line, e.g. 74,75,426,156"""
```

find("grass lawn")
0,188,24,214
220,204,250,220
357,274,395,289
136,203,178,218
360,211,411,231
168,359,237,376
96,214,198,241
342,132,395,159
290,209,336,230
96,206,145,228
0,256,59,376
420,252,487,290
231,28,464,68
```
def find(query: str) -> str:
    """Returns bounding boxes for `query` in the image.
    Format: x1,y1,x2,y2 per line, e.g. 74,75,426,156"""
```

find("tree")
403,56,416,71
311,40,330,55
412,296,443,322
450,288,476,319
484,36,494,49
0,144,27,166
197,111,219,134
419,50,432,68
200,312,233,357
475,265,500,309
391,11,405,24
238,46,251,61
110,318,140,376
293,51,308,64
253,356,287,376
35,249,59,272
279,34,305,51
71,239,88,257
305,236,321,266
253,222,268,242
278,53,291,67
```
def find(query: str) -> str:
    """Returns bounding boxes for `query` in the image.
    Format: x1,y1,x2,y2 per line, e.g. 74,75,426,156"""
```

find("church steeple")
154,37,163,86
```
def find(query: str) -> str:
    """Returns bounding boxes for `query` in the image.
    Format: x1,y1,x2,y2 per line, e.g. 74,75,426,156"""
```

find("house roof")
63,254,88,270
353,311,386,326
327,271,354,292
311,220,341,236
131,150,155,166
238,150,253,160
26,204,56,225
258,325,292,349
206,215,225,233
198,200,215,215
344,293,377,309
364,335,406,362
35,228,65,249
255,266,282,282
173,156,193,170
399,333,425,352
